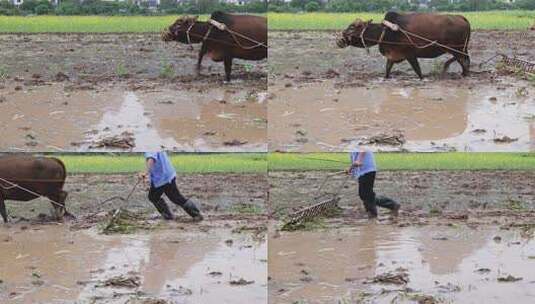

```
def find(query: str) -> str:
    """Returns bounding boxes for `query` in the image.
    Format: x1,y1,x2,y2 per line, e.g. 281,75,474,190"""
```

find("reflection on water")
0,83,267,152
269,224,535,304
83,92,180,151
269,81,535,152
0,225,267,304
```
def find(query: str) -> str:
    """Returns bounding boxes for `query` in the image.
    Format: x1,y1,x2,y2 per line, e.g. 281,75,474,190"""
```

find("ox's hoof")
64,212,76,221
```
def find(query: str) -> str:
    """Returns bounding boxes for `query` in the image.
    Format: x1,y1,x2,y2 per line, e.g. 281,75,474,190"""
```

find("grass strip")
268,152,535,171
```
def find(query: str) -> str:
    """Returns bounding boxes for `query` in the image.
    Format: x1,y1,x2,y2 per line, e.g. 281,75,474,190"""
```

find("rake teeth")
282,196,341,230
500,55,535,74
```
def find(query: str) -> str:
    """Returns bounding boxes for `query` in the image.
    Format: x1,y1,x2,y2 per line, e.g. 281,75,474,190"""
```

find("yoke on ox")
337,12,471,79
162,11,267,82
0,156,72,223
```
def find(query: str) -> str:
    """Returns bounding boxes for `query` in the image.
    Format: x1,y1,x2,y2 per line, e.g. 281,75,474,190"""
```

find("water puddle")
0,83,267,152
269,80,535,152
82,91,180,151
0,225,267,303
269,224,535,303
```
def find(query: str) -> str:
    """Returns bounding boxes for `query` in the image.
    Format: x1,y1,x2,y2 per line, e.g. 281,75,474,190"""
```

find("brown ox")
0,155,72,223
162,11,267,82
337,12,471,79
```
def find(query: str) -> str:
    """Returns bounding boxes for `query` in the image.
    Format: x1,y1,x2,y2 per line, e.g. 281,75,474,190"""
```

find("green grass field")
44,153,535,174
0,15,210,33
268,153,535,171
55,153,267,174
268,11,535,30
0,11,532,32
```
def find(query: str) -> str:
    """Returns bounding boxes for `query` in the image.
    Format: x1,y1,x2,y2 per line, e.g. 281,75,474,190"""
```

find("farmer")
139,151,203,221
348,148,400,219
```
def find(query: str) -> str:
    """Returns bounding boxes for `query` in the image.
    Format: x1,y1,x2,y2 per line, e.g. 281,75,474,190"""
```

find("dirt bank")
0,33,267,86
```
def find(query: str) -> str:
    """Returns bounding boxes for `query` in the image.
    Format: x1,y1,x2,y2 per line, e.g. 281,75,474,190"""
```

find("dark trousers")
149,178,188,206
148,178,187,219
358,172,398,217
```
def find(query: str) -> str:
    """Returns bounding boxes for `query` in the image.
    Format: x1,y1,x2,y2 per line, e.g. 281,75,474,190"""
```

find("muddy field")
5,172,267,220
0,173,267,303
0,33,267,152
269,170,535,218
268,170,535,304
268,30,535,152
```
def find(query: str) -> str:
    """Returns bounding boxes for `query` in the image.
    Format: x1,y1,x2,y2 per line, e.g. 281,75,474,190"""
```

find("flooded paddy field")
268,30,535,152
0,173,268,304
268,170,535,304
0,33,267,152
269,224,535,304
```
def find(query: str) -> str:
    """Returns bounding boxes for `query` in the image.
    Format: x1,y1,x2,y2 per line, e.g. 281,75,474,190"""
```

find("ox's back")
0,156,66,201
385,12,470,45
211,11,267,46
380,12,470,61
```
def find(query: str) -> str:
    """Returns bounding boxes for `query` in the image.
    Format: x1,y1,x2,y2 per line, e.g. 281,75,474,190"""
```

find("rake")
281,170,349,230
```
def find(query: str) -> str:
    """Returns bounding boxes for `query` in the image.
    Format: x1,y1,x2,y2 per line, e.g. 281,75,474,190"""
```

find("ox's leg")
407,57,423,79
442,57,457,76
385,60,395,79
224,56,233,82
58,191,75,220
0,195,8,223
459,55,470,77
196,43,207,76
49,190,70,221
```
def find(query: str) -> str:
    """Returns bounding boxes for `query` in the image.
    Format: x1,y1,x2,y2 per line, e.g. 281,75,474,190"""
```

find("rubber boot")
183,199,203,222
376,195,400,216
153,198,175,220
364,199,378,219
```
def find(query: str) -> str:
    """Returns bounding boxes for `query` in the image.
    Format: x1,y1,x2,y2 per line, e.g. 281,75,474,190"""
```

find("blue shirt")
350,150,376,178
144,152,176,188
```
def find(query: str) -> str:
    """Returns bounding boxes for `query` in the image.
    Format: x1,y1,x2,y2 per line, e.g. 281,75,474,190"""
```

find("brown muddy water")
269,80,535,152
0,224,267,304
0,82,267,152
269,224,535,304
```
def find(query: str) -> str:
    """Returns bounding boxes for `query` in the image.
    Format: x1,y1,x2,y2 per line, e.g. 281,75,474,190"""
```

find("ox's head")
337,18,373,48
161,16,199,43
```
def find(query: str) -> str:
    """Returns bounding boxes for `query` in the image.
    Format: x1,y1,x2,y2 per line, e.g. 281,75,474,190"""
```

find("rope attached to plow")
0,176,65,209
0,176,143,220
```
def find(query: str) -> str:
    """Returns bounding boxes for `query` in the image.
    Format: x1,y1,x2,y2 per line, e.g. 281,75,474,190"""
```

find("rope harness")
350,20,470,57
0,176,143,219
0,176,65,209
183,19,268,50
